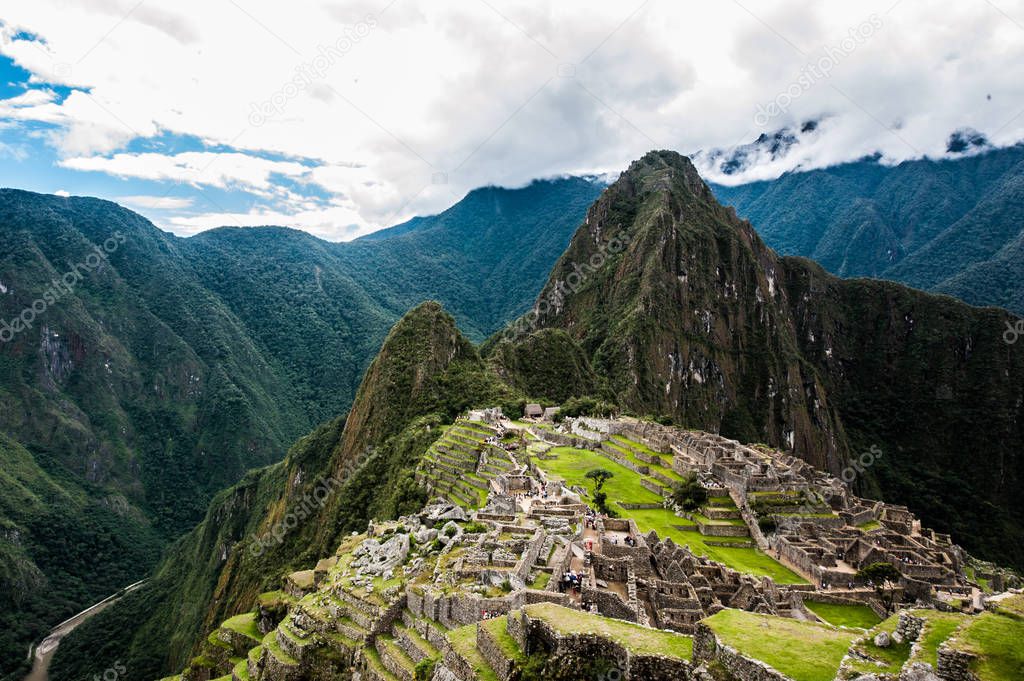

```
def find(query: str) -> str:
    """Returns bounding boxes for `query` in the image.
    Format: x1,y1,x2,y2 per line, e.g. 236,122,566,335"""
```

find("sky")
0,0,1022,240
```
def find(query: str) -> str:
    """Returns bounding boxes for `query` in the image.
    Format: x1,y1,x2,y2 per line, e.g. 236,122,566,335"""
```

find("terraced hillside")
154,411,1023,681
416,420,519,509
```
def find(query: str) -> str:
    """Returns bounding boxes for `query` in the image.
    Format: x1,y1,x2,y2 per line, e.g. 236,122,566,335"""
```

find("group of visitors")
559,570,583,594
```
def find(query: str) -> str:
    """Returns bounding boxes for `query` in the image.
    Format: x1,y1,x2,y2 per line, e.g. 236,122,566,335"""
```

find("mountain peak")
612,149,717,208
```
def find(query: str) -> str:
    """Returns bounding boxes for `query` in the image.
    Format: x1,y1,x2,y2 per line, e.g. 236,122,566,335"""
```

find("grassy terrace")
447,624,499,681
480,617,525,664
538,446,663,504
803,600,881,629
703,609,858,681
603,439,683,482
952,596,1024,681
524,603,693,660
532,446,806,584
418,420,494,509
911,610,968,668
221,612,261,641
846,612,911,676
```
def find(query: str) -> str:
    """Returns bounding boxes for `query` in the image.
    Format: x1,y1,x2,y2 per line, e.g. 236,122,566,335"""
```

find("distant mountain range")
712,143,1024,315
3,141,1024,681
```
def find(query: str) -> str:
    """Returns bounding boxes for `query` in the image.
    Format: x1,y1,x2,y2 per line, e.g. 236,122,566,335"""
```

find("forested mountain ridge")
49,302,521,681
43,151,1024,681
711,143,1024,315
0,177,598,681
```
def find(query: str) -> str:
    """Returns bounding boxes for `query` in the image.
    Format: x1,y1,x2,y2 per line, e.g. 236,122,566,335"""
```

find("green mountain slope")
49,303,521,681
339,177,605,339
0,177,596,681
0,190,316,680
49,152,1024,681
712,144,1024,315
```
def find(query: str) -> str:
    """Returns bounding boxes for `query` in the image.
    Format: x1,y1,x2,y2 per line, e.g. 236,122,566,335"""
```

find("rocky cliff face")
506,150,1024,569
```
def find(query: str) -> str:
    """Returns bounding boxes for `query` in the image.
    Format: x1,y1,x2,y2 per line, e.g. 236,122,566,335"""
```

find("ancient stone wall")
699,523,751,538
520,612,692,681
476,621,518,681
936,643,978,681
581,585,637,622
693,623,790,681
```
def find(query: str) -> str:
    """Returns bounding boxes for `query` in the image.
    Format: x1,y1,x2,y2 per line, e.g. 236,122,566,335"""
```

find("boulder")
900,662,940,681
352,533,410,575
414,527,438,544
873,631,891,648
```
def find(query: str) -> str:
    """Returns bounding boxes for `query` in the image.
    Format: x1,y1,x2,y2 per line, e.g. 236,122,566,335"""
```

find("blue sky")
0,50,346,235
1,1,1023,240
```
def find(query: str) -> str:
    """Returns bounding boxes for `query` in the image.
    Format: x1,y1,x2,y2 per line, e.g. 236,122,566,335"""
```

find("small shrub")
414,657,437,681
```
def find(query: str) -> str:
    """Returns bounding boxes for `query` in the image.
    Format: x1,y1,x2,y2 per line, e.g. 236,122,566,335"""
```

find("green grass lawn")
703,609,858,681
611,434,668,458
911,610,968,667
447,624,499,681
846,613,912,676
625,508,805,584
529,571,551,590
525,603,692,659
949,602,1024,681
480,617,525,663
221,612,261,641
533,448,805,584
604,439,684,482
534,446,663,505
803,600,881,629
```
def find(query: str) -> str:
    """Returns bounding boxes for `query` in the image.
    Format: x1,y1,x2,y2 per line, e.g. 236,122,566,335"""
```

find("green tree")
586,469,615,514
857,562,902,613
672,471,708,511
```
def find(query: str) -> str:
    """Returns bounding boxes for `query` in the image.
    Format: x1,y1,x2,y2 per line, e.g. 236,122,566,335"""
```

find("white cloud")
59,151,313,191
0,0,1021,237
165,203,367,241
117,194,195,210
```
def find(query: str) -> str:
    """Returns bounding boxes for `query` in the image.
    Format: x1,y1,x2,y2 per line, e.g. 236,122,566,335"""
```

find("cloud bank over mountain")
1,0,1022,238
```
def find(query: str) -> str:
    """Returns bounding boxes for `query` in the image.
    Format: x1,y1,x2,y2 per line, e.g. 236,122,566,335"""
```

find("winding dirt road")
24,580,146,681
